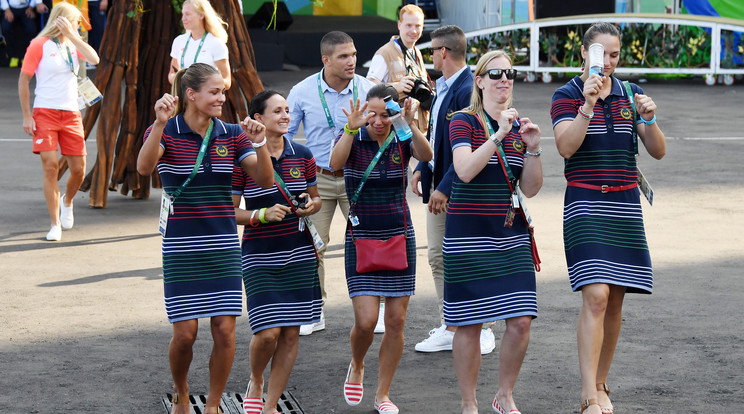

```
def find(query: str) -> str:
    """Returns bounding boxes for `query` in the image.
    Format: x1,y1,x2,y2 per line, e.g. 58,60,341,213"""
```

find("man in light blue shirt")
286,31,374,335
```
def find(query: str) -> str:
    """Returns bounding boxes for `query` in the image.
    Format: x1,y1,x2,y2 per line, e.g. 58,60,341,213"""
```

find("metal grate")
161,391,304,414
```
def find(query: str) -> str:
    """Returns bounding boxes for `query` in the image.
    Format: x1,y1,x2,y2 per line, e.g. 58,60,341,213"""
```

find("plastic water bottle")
588,43,604,76
384,96,413,141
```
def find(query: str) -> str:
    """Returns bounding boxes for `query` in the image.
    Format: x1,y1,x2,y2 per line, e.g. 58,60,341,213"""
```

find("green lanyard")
622,81,639,156
181,32,207,68
350,131,396,206
316,72,358,135
170,120,214,200
52,37,78,78
481,111,516,187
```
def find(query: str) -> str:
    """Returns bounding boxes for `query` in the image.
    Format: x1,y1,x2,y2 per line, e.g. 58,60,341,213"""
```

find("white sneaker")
414,325,454,352
374,302,385,334
60,195,74,230
46,225,62,241
299,310,325,336
480,327,496,355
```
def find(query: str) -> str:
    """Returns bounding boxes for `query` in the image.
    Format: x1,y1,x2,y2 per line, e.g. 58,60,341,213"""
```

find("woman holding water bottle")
329,83,431,413
549,22,666,414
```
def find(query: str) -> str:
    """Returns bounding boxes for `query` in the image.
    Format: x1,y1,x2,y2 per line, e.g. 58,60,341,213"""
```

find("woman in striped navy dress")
444,50,543,414
233,90,322,414
137,63,273,414
330,84,431,414
550,22,666,414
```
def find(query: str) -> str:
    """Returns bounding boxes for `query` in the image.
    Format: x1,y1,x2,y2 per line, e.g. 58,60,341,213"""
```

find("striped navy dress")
551,75,652,294
442,112,537,327
232,138,322,333
336,128,416,298
145,115,254,323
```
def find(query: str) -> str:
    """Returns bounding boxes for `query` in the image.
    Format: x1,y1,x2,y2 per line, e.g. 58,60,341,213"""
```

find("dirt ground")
1,66,743,413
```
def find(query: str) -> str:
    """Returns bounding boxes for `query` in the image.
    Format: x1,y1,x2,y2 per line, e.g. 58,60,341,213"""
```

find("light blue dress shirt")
286,69,374,170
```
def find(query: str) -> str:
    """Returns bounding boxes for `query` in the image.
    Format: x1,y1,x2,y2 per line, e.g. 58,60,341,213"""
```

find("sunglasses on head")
486,68,518,80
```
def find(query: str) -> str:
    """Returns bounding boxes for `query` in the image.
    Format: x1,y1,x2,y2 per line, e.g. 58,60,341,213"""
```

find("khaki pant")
311,173,350,302
426,204,446,325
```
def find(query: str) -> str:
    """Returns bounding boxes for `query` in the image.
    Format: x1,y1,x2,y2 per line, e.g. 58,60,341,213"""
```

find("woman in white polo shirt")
167,0,231,90
18,2,99,241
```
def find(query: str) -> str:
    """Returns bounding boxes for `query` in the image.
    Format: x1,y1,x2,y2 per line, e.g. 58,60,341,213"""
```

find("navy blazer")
415,67,474,203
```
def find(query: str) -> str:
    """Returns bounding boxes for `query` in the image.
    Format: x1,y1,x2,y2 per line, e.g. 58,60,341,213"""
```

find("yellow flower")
565,42,573,50
568,31,576,40
739,45,744,54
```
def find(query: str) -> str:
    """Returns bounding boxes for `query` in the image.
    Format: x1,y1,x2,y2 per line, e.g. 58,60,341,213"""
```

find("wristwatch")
489,133,502,146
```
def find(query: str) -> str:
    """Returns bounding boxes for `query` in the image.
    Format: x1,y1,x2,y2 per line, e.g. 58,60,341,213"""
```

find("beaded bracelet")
259,207,269,224
577,106,594,120
525,147,542,157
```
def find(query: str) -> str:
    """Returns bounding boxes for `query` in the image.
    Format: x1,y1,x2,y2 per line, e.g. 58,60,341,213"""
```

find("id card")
504,206,515,228
303,217,325,250
158,193,172,236
78,77,102,107
349,212,360,227
637,167,654,206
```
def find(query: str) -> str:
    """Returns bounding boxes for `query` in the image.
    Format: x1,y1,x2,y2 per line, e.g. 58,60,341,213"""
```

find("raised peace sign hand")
342,98,370,131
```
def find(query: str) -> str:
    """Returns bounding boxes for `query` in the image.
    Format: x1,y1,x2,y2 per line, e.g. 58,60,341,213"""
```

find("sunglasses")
430,45,451,52
486,68,518,80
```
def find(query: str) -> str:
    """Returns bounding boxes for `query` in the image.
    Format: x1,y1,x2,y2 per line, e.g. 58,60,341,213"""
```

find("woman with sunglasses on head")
550,22,665,414
444,50,542,414
137,63,273,414
18,2,100,241
330,83,432,414
168,0,231,89
232,90,322,414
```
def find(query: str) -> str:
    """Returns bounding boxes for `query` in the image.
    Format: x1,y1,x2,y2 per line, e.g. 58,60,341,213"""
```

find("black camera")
409,77,434,109
291,194,307,210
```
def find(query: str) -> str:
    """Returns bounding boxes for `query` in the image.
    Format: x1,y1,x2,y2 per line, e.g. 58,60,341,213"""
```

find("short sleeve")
366,54,389,82
302,147,318,188
143,124,166,149
550,82,581,127
211,39,229,62
21,37,46,76
449,113,475,151
235,127,255,164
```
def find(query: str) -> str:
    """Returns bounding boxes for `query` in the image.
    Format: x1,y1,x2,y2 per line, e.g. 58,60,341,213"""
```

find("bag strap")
170,119,214,201
623,81,639,156
272,169,320,260
349,130,396,207
348,140,408,241
475,112,540,271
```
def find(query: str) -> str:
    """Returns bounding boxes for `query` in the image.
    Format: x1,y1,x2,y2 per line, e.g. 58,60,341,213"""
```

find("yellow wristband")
259,207,269,224
344,123,359,135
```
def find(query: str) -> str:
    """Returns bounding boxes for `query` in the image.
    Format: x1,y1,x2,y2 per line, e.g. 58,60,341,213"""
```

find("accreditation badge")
78,77,103,107
637,167,654,206
158,193,173,236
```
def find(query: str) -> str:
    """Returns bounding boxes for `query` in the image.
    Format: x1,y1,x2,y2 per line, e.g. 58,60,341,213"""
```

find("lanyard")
480,111,516,187
316,72,358,134
170,120,214,200
181,32,207,68
350,130,396,207
52,37,78,78
622,81,639,156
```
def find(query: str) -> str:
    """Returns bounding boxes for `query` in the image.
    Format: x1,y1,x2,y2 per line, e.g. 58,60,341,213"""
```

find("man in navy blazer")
411,26,495,354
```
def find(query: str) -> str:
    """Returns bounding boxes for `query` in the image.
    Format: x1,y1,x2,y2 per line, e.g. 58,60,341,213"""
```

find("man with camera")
410,25,497,354
366,4,432,134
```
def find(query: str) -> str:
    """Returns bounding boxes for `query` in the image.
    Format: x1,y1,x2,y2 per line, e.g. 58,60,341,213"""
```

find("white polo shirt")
21,36,82,111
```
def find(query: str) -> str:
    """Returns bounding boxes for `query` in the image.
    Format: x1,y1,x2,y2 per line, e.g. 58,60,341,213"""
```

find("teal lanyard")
181,32,207,68
171,120,214,200
350,130,396,206
316,72,358,134
481,111,516,186
622,81,639,156
52,37,78,78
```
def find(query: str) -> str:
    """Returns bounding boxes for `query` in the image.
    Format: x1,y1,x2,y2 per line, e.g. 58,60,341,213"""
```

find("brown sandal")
580,398,600,414
596,383,614,414
170,393,190,414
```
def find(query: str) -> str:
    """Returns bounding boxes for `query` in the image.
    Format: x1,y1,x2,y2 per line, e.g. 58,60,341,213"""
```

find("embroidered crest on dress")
289,167,302,178
620,107,632,120
215,145,228,157
512,139,525,152
445,109,455,120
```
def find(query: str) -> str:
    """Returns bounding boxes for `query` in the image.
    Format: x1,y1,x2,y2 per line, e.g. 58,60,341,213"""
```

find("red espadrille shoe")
374,399,399,414
242,381,264,414
492,396,521,414
343,363,363,406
